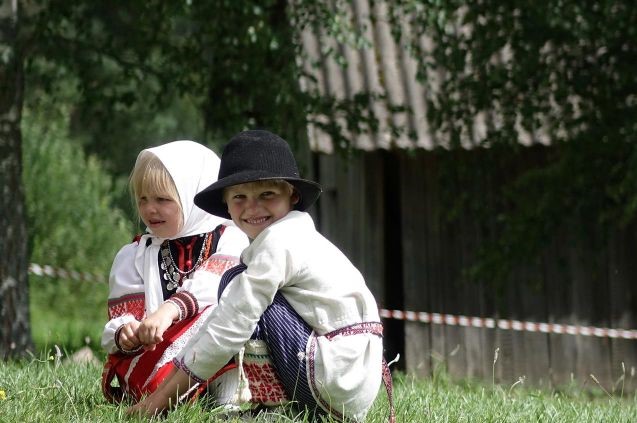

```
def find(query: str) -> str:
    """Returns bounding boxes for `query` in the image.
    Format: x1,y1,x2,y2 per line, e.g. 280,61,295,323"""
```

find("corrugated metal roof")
297,0,551,153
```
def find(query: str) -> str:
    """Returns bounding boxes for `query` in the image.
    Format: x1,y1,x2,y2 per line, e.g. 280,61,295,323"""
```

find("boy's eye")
232,194,246,200
260,191,275,198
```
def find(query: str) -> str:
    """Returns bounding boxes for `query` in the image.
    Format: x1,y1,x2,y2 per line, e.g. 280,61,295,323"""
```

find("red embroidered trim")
165,298,186,321
173,356,206,384
200,255,240,276
324,322,383,340
108,293,145,320
114,325,143,355
382,358,396,423
243,362,288,405
167,291,198,320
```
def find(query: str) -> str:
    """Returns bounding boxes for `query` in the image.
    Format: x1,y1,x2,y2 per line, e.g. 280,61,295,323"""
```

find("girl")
130,131,393,422
101,140,249,404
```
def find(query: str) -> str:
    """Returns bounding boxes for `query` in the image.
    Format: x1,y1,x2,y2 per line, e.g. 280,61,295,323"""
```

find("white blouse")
101,223,248,354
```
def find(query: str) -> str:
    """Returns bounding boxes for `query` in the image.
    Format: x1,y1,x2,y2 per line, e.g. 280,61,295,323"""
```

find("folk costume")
101,141,249,403
173,131,394,422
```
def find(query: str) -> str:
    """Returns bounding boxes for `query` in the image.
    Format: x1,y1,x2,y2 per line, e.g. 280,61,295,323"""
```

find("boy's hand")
118,321,142,351
137,302,179,350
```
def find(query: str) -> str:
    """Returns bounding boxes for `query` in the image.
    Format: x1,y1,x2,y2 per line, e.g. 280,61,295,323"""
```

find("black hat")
194,130,322,219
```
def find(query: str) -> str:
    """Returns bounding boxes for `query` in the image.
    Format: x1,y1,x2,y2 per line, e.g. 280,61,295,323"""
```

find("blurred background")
2,0,636,391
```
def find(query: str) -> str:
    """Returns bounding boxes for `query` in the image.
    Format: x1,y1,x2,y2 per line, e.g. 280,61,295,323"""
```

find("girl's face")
137,191,183,238
225,181,298,240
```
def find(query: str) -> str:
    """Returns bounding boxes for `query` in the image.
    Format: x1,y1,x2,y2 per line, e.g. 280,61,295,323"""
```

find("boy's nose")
245,197,260,211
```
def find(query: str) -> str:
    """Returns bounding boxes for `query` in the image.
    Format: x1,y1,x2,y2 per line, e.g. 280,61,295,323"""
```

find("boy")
130,130,393,422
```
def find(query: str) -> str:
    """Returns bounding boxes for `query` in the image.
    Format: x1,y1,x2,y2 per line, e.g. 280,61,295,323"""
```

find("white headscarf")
134,140,225,312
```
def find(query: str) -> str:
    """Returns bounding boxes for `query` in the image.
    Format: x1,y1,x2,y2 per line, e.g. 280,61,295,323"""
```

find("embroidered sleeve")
173,356,207,384
113,325,143,355
165,291,198,321
178,253,242,311
106,242,146,321
103,242,146,354
107,293,145,321
200,254,241,276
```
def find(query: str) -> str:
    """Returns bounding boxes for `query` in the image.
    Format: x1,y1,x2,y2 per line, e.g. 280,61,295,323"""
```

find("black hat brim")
194,170,322,219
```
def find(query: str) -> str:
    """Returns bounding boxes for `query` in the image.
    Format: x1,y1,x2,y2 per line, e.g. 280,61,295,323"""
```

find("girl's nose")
142,201,157,214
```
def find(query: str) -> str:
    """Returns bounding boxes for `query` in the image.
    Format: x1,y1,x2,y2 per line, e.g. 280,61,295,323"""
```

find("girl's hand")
127,367,194,417
118,321,141,351
127,390,167,418
136,302,179,350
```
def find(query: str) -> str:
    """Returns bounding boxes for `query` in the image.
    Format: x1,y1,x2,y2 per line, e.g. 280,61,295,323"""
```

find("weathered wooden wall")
313,148,637,391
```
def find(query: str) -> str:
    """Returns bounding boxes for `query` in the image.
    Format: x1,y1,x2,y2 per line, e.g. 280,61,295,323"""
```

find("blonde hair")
223,179,296,202
129,151,182,221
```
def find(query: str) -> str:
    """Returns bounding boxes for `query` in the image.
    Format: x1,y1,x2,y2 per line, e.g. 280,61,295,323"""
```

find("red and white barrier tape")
28,263,106,284
379,309,637,340
27,263,636,340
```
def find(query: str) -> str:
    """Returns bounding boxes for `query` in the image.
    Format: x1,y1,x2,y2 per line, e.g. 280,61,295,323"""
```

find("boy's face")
137,190,183,238
224,181,298,240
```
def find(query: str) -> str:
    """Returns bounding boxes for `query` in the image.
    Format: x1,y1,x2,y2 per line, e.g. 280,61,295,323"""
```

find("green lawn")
0,357,636,422
29,276,109,354
14,277,637,421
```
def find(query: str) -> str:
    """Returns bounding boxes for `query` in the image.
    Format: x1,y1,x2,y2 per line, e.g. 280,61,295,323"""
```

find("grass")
16,277,637,421
29,276,108,354
0,356,636,422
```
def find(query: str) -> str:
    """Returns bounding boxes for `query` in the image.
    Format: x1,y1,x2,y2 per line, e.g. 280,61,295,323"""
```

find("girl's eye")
261,191,275,198
232,194,245,200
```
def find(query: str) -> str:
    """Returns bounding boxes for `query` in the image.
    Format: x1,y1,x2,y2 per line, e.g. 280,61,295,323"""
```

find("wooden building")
297,0,637,391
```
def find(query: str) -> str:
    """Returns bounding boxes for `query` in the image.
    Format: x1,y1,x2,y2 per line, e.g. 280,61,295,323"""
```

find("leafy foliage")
22,103,133,351
23,1,316,177
22,107,132,273
384,1,637,284
18,0,637,289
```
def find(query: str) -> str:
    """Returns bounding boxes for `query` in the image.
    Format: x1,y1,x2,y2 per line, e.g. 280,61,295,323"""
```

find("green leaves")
18,0,637,289
22,104,133,352
394,1,637,284
22,105,132,275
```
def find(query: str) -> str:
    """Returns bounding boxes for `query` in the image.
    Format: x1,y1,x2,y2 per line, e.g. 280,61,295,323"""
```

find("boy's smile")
225,181,298,240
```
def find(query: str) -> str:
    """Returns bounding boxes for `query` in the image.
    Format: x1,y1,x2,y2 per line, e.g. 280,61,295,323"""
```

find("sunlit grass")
1,355,636,422
20,278,637,421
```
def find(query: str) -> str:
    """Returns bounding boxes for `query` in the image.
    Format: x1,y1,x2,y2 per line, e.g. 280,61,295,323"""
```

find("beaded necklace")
160,232,211,291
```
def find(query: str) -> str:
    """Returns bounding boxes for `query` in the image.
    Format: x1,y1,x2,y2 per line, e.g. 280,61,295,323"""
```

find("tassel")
387,353,401,367
232,346,252,404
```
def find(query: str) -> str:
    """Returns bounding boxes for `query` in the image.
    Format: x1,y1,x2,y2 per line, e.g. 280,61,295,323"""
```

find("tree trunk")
0,0,33,359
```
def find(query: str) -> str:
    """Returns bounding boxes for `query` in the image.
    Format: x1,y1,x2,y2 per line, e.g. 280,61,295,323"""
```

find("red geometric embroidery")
243,362,288,405
108,293,145,320
324,321,383,340
201,256,240,276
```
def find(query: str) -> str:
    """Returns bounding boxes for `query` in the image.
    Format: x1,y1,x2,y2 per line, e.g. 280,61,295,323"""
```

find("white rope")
27,262,636,340
379,309,637,340
28,263,106,284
